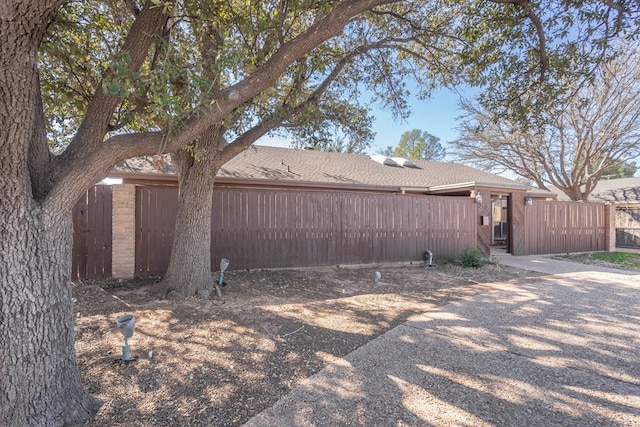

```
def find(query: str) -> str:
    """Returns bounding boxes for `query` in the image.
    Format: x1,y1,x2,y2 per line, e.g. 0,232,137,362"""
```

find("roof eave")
424,181,531,194
109,171,404,194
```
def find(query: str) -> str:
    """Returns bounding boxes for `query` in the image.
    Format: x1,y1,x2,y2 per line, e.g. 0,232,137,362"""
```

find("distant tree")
600,160,637,179
382,129,445,160
452,46,640,201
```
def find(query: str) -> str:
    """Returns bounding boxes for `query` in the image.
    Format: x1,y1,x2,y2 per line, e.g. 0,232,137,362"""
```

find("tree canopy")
381,129,445,160
451,45,640,201
601,161,638,180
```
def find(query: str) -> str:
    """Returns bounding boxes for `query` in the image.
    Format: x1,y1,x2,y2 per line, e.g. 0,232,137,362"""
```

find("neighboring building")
548,177,640,249
549,177,640,203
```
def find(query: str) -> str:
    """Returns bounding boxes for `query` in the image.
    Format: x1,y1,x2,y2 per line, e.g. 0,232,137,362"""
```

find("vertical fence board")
72,185,112,279
523,201,606,255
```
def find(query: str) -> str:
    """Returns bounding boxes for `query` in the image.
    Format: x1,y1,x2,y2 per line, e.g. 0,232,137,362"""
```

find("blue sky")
366,87,469,156
257,86,473,158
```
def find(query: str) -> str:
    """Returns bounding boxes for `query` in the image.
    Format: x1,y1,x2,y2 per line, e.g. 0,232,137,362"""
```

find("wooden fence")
135,186,179,277
71,185,112,279
135,186,478,276
72,184,616,279
523,201,606,255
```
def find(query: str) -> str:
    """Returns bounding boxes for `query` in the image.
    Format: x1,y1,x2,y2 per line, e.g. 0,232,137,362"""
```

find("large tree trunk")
1,4,99,424
0,205,101,426
161,130,225,298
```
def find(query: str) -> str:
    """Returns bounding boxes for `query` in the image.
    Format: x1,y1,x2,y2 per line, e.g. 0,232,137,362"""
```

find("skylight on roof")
390,157,416,167
370,155,416,168
370,155,397,166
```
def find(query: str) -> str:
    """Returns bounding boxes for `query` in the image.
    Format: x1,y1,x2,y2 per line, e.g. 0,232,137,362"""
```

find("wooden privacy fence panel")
135,186,178,276
134,186,478,276
72,185,112,279
523,201,606,255
615,205,640,248
211,190,478,270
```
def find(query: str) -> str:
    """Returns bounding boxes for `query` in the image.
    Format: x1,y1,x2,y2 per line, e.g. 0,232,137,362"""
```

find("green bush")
460,247,484,268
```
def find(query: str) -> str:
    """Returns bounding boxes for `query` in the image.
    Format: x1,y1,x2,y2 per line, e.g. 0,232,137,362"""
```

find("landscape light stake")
114,314,138,365
215,258,230,298
425,250,433,267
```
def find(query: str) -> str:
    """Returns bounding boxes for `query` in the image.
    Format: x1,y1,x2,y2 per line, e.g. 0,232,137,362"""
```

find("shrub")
460,247,484,268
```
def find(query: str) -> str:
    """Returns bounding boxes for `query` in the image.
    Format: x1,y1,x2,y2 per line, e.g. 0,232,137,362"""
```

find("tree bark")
1,3,100,425
161,129,225,298
0,207,101,426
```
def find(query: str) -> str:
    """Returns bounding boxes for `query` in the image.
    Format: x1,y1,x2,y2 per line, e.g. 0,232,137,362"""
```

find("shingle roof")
551,177,640,202
114,146,529,191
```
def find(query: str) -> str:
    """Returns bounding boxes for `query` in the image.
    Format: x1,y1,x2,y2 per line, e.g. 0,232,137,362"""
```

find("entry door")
492,197,508,246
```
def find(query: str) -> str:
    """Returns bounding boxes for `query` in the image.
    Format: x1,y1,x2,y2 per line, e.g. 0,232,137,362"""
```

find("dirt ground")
74,261,542,426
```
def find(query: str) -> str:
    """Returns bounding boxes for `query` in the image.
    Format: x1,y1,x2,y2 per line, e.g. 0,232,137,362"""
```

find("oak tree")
0,1,405,424
452,45,640,201
1,1,637,425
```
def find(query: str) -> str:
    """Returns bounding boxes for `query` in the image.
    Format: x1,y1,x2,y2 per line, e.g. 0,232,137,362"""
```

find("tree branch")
45,0,399,212
488,0,549,81
55,1,169,171
161,0,398,153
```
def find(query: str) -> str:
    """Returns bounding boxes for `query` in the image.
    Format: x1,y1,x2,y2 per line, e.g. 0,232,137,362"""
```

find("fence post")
111,184,136,278
604,203,616,252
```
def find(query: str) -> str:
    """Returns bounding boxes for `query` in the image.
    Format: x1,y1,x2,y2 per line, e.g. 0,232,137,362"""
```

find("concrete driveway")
244,256,640,426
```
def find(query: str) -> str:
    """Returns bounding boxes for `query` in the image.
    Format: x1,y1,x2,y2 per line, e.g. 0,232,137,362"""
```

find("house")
114,146,552,200
112,145,556,254
73,146,611,279
549,177,640,249
550,177,640,203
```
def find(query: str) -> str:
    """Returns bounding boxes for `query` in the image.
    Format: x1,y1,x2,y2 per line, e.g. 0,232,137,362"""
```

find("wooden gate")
523,201,606,255
135,186,178,276
134,186,478,276
72,185,113,279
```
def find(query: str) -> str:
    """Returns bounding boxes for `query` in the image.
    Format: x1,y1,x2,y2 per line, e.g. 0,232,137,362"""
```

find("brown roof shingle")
114,146,529,191
219,146,523,189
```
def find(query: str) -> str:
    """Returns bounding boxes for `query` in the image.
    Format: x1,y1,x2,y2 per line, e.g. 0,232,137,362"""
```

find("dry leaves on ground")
74,262,541,426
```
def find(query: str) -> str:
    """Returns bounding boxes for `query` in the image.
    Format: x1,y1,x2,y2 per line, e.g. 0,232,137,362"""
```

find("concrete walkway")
244,257,640,426
494,253,640,276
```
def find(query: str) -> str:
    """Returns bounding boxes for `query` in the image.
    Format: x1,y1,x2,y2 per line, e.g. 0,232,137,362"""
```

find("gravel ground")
74,262,541,426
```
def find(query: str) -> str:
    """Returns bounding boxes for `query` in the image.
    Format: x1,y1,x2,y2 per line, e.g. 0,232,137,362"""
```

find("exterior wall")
111,184,136,278
510,192,526,256
475,189,492,256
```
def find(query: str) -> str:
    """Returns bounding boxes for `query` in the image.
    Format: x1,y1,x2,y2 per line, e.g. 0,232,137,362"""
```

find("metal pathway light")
115,314,137,364
424,250,433,267
215,258,230,298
